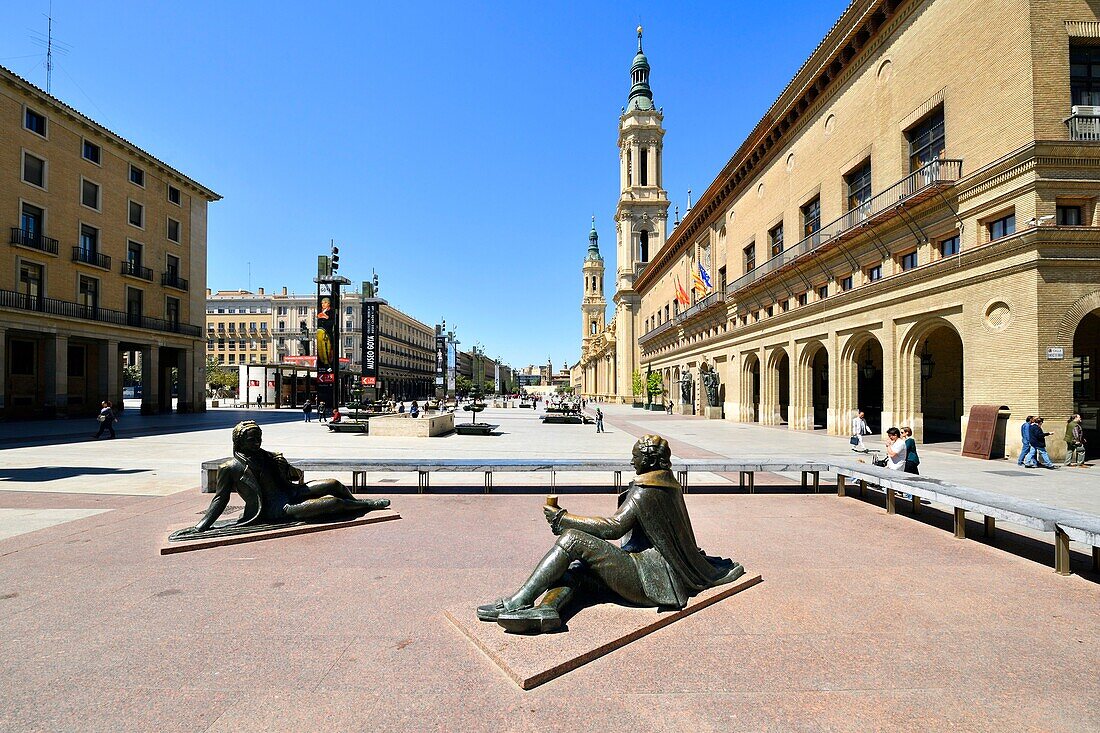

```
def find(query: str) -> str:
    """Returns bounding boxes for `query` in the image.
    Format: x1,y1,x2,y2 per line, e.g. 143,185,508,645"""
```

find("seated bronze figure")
172,421,389,540
478,434,744,634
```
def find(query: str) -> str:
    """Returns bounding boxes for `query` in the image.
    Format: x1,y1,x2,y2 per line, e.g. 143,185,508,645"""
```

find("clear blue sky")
3,1,849,369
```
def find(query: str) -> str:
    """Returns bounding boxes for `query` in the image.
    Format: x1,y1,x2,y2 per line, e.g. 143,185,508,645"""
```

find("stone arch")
897,317,965,443
1057,289,1100,344
839,331,885,435
764,347,790,425
793,340,829,430
741,353,761,422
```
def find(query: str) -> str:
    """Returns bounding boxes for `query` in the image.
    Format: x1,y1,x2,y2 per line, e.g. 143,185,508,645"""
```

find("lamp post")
920,340,935,381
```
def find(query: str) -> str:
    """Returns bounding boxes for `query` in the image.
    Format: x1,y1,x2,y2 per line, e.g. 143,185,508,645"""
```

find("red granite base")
446,573,763,689
159,509,401,555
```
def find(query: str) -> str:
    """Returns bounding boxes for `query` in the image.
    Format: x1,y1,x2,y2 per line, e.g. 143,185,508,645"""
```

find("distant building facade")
1,65,220,418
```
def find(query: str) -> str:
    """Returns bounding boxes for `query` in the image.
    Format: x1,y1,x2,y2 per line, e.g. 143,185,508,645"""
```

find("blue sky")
2,1,849,368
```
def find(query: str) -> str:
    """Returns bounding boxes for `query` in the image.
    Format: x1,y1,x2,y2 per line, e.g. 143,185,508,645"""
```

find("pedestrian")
666,401,673,414
1017,415,1033,466
331,406,342,424
884,427,906,471
901,426,920,475
398,402,406,414
93,400,117,439
303,400,313,423
410,401,420,418
318,401,328,423
850,410,871,452
595,406,605,433
1024,417,1057,469
1064,414,1087,467
255,394,263,410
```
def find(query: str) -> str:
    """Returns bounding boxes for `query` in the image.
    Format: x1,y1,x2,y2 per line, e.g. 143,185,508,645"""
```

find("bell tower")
613,26,669,401
581,217,606,348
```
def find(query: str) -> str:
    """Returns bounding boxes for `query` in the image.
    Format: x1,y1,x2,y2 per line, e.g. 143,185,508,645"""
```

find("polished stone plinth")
159,510,401,554
446,573,762,689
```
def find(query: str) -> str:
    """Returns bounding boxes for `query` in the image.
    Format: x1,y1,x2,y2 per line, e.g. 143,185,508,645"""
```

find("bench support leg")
813,471,820,494
738,471,754,494
885,488,896,515
858,480,865,498
953,508,966,539
550,469,556,493
1055,527,1071,576
1094,546,1099,573
484,472,493,493
983,516,995,538
801,471,808,490
911,493,920,514
836,474,846,497
677,470,688,492
418,471,429,494
613,471,621,491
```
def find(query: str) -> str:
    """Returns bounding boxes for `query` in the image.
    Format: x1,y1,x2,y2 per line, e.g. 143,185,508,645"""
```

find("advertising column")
315,283,339,410
435,327,447,399
360,298,380,402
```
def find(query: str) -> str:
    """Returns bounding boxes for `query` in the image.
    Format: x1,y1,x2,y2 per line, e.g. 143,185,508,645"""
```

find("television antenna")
29,4,71,94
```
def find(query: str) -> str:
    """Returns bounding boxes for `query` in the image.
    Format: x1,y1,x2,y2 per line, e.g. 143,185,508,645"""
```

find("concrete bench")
1054,511,1100,574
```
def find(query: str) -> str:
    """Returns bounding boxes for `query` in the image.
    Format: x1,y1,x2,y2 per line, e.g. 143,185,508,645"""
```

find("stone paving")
0,404,1098,731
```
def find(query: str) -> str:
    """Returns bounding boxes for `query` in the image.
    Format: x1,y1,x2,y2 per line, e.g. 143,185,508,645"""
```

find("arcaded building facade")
1,65,219,418
580,0,1100,459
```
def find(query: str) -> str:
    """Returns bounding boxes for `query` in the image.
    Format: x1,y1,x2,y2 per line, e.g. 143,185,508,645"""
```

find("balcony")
72,246,111,270
120,260,154,281
638,317,677,345
726,158,962,301
0,288,201,336
1065,112,1100,141
10,227,59,255
162,272,190,291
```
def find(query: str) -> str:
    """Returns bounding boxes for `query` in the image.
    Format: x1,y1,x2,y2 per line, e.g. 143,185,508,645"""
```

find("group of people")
851,410,919,474
301,400,335,423
1017,414,1089,469
397,401,421,418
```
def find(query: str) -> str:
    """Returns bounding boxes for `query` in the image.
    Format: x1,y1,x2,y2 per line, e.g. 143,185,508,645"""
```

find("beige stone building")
204,289,273,366
579,2,1100,459
1,65,219,418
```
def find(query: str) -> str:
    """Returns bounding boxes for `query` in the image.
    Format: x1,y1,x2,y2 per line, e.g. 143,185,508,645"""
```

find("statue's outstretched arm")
195,473,233,532
555,500,636,540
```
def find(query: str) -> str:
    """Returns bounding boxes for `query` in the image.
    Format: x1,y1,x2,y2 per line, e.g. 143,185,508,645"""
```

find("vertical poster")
361,299,379,395
316,285,338,407
435,332,446,389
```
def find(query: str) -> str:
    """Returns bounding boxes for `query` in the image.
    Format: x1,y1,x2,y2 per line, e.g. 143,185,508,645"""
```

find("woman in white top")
850,410,871,452
884,427,906,471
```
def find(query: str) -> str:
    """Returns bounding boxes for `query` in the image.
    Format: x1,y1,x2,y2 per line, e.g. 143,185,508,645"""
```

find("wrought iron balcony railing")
10,227,59,255
161,272,189,290
726,158,963,301
72,246,111,270
120,261,154,281
0,288,201,336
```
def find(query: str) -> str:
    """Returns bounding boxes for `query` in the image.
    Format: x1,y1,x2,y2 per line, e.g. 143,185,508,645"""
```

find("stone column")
176,348,193,413
141,345,160,415
46,333,69,418
99,339,121,408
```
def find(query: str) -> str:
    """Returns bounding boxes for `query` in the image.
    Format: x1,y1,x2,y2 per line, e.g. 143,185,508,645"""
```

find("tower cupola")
586,216,602,261
628,25,654,111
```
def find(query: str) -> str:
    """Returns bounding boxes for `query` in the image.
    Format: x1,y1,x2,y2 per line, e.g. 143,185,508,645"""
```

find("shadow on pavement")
0,466,152,482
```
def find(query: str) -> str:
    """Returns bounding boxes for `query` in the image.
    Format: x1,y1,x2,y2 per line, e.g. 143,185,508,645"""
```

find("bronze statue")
679,369,693,403
700,362,720,407
172,421,389,540
477,434,744,634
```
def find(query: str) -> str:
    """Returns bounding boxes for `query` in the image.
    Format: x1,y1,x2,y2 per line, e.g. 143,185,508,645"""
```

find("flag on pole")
675,276,690,306
699,262,713,291
692,266,707,295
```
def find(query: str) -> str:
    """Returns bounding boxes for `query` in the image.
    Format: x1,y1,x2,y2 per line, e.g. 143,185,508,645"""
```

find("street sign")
1046,347,1064,360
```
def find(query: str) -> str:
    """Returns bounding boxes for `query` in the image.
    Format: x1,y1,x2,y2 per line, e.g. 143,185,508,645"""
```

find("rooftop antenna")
30,4,71,95
247,261,251,291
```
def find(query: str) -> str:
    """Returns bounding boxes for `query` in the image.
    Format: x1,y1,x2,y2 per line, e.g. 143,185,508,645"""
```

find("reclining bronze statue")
170,420,390,540
478,434,744,634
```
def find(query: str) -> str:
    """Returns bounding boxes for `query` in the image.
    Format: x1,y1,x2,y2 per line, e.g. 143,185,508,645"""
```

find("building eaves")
1,64,221,201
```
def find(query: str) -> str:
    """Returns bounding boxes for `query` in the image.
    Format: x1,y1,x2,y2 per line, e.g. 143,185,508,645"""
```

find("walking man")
93,400,117,439
850,410,871,452
1024,417,1056,469
255,394,263,410
595,406,605,433
1064,414,1087,467
303,400,314,423
1017,415,1033,466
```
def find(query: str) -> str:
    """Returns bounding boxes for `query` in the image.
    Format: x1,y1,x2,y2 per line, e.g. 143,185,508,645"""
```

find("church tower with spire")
581,217,606,350
613,25,670,401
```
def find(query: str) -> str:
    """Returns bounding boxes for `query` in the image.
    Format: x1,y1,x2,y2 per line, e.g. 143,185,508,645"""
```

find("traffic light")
331,246,339,273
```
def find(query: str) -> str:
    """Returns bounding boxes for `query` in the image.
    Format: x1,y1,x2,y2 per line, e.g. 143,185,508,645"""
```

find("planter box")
631,402,645,408
369,412,454,437
455,423,499,436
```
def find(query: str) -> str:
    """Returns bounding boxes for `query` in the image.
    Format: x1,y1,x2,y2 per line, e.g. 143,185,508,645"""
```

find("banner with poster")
315,284,338,374
435,333,447,387
361,300,380,395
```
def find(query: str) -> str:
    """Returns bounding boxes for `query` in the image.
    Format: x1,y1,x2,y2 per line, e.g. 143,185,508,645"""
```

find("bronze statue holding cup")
478,434,744,634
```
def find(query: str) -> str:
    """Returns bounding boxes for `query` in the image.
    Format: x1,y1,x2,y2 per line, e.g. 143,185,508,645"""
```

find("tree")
455,375,473,397
647,372,664,400
123,362,141,387
206,356,237,398
631,369,644,397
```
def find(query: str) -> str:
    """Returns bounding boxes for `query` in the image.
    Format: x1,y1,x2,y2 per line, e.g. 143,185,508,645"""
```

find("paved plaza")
0,405,1098,731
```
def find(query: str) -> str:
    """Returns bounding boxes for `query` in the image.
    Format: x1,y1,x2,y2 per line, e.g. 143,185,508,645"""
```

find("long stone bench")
197,455,1100,575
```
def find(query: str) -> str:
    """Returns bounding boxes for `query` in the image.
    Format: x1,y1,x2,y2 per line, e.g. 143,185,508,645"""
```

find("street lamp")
920,340,935,381
862,351,876,380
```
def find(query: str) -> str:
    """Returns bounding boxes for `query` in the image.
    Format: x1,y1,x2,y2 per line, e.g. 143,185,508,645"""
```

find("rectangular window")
769,222,784,257
743,242,756,272
900,250,918,271
166,253,180,277
817,284,828,300
939,236,960,257
228,354,235,363
81,179,100,209
867,264,883,282
10,340,35,375
846,160,872,213
126,288,143,325
989,214,1016,241
20,203,43,238
166,297,180,328
167,218,180,242
19,261,43,301
129,201,144,228
24,108,46,136
22,152,45,188
1071,44,1100,105
781,299,790,312
765,305,773,317
1057,205,1083,225
640,147,649,186
906,106,945,171
82,139,101,164
127,241,143,271
167,185,181,205
129,165,145,187
840,275,853,291
801,196,821,238
798,292,808,307
79,224,98,255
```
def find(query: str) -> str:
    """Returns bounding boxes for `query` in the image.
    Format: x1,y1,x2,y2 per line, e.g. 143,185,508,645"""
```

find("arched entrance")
742,355,760,422
767,349,790,425
810,346,829,430
855,337,884,434
918,325,964,442
1073,308,1100,458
